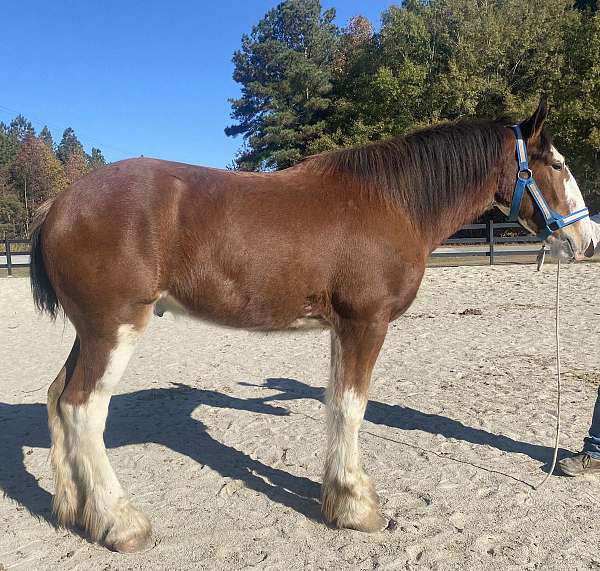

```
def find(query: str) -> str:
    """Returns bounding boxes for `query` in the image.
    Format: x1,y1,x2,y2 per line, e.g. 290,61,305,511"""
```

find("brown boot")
559,453,600,477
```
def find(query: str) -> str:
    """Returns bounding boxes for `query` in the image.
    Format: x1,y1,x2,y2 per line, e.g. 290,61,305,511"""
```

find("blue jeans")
583,387,600,459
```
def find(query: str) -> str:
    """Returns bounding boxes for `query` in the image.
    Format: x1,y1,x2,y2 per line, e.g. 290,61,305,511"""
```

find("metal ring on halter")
518,169,532,181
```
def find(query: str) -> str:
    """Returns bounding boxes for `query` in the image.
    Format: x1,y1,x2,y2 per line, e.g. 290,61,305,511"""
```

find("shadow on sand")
0,377,568,530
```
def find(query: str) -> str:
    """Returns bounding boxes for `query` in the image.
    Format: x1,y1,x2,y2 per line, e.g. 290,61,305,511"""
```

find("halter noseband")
508,125,589,240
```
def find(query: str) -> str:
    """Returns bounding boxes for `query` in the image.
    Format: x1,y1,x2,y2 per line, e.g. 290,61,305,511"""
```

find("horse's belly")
153,292,329,332
282,317,330,331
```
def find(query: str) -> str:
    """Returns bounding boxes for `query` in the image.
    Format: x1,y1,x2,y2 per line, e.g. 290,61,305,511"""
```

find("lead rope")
534,258,561,490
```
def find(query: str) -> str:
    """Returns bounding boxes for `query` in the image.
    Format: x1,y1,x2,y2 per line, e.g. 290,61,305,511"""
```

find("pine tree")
8,115,35,143
0,116,105,236
56,127,84,164
39,126,54,149
225,0,339,170
88,147,107,170
0,122,19,170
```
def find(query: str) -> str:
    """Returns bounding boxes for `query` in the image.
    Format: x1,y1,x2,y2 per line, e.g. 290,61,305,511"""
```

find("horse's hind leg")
321,321,388,532
47,336,81,527
50,307,151,552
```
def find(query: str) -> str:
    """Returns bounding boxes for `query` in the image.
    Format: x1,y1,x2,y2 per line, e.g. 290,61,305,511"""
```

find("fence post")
5,236,12,277
488,219,495,265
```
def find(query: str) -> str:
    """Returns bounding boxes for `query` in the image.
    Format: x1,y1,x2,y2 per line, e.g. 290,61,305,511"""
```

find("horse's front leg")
321,321,388,532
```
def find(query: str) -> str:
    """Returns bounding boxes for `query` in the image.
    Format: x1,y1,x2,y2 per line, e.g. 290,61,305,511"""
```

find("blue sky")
1,1,394,167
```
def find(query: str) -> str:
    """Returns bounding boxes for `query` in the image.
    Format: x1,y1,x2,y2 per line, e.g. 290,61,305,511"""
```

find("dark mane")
309,119,511,228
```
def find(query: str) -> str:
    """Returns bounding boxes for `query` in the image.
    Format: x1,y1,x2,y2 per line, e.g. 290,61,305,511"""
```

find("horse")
29,99,593,552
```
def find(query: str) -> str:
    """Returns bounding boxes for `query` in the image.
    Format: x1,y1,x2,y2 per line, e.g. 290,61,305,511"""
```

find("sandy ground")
2,264,600,570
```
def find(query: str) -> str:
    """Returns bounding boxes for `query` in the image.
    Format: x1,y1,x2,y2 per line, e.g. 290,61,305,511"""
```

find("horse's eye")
552,162,563,171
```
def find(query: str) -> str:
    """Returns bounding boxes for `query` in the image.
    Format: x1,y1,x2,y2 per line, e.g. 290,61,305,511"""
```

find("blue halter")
508,125,589,240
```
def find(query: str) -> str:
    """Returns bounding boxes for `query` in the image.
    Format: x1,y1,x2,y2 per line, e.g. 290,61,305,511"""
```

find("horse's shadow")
0,383,319,528
0,378,569,529
248,378,570,466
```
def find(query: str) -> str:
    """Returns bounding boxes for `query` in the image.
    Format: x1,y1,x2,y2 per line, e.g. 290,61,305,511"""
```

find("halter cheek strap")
508,125,589,240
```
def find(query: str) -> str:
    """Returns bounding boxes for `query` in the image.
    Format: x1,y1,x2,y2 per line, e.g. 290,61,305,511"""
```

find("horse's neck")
412,136,513,251
423,178,501,252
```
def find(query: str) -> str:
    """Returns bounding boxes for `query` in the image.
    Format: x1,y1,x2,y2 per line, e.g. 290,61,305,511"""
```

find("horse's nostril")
584,240,595,258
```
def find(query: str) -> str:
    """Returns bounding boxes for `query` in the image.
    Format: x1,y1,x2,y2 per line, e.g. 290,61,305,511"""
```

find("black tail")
30,201,60,319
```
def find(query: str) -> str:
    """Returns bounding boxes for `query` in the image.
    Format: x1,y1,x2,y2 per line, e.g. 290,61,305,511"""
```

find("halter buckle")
548,220,560,232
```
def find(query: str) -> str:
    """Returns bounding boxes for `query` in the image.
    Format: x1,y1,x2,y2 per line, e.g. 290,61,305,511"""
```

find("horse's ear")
520,95,549,141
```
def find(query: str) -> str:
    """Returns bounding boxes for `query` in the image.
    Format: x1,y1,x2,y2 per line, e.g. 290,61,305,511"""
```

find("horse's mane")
308,119,511,228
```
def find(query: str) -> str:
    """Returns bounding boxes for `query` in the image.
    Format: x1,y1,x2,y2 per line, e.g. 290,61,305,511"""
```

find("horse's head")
496,99,594,260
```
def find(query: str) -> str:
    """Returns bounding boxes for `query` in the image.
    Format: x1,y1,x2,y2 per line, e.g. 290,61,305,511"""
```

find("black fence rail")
1,221,543,275
430,220,542,264
1,238,31,276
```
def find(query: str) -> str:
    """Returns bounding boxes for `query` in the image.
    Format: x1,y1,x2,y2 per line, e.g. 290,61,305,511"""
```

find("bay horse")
30,100,593,552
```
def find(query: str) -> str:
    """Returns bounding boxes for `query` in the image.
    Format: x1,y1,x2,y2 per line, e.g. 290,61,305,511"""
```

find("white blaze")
550,145,592,255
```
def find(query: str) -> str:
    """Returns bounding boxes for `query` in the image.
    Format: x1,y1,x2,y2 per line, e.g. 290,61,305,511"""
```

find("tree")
551,8,600,210
8,115,35,144
325,7,431,146
39,126,54,149
11,136,67,228
0,193,27,237
64,147,90,185
0,115,106,236
311,15,380,151
56,127,84,164
88,147,107,170
225,0,339,170
0,122,19,170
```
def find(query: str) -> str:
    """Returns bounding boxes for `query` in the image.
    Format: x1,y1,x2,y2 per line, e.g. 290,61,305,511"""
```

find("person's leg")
559,386,600,476
582,387,600,458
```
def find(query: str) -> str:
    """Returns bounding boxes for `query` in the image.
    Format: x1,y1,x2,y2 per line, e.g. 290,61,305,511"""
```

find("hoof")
102,504,152,553
321,476,387,533
347,509,388,533
106,531,151,553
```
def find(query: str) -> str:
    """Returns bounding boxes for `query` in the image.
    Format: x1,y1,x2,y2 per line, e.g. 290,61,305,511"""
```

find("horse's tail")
30,200,60,319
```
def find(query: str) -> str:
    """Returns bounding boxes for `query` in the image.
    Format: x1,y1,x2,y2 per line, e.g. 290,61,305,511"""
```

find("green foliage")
88,147,107,170
39,126,54,149
0,193,26,236
226,0,600,208
56,127,84,164
225,0,339,170
551,8,600,209
0,123,19,170
8,115,35,143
